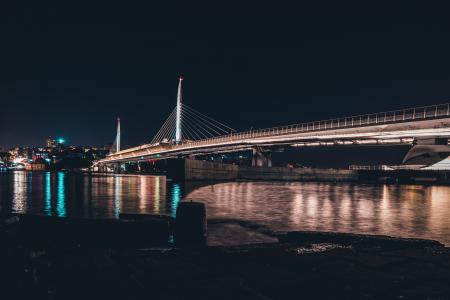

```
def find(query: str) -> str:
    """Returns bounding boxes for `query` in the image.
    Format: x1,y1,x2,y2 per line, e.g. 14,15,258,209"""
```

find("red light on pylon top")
179,76,184,81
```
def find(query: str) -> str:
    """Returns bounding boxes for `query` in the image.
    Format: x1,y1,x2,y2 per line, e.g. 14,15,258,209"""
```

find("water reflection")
4,173,172,218
185,182,450,245
2,172,450,245
114,176,121,218
12,171,28,213
170,183,182,217
56,172,66,217
44,172,51,215
154,176,161,213
139,176,147,210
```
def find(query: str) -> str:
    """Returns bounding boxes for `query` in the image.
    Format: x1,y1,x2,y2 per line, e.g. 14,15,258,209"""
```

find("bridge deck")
98,103,450,164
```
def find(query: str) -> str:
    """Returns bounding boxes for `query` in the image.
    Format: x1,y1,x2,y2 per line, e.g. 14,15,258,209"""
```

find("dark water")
1,171,450,245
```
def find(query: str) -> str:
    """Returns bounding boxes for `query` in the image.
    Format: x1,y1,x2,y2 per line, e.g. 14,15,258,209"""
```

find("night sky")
1,1,450,149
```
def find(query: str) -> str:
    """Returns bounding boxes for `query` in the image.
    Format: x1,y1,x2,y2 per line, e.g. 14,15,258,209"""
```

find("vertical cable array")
150,104,235,144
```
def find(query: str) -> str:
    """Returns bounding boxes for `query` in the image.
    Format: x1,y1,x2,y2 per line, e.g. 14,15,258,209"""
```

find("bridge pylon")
116,117,121,152
175,76,183,143
110,117,121,154
150,77,234,145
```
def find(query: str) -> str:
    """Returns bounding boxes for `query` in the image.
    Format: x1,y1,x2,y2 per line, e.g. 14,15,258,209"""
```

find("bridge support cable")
151,109,175,144
179,114,206,140
181,104,235,135
157,111,177,142
181,109,222,138
180,104,236,140
150,103,236,144
149,77,236,145
158,109,178,142
182,115,215,140
151,108,177,144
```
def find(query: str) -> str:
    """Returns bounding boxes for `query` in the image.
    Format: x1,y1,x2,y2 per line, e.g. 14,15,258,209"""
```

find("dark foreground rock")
6,213,173,247
1,228,450,299
278,230,444,249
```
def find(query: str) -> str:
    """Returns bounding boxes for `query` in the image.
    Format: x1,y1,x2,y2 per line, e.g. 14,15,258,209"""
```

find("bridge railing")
182,103,450,148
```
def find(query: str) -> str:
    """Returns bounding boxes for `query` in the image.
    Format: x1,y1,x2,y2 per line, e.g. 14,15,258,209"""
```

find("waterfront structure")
25,161,46,171
0,142,109,171
33,151,49,161
95,79,450,170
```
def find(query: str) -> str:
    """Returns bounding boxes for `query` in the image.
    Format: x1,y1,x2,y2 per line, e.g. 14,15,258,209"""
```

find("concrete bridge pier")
116,163,126,173
93,164,106,173
252,148,272,167
95,163,109,173
167,158,238,181
165,157,358,182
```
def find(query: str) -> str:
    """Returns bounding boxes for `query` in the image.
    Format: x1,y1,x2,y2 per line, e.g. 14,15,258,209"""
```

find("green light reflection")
56,172,66,217
44,172,51,216
170,183,181,217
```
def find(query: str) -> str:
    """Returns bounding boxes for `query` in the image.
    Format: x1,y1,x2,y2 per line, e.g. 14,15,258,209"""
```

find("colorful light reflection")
56,172,66,217
44,172,51,215
170,183,181,217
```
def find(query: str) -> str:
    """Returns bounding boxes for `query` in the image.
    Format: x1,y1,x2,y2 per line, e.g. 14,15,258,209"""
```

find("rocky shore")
1,215,450,299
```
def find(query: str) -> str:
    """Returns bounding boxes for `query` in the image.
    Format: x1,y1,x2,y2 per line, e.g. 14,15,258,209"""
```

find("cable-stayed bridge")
96,78,450,169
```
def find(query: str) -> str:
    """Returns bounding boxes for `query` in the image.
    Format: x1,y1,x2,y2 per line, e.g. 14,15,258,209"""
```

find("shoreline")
5,213,449,247
1,219,449,298
5,168,450,186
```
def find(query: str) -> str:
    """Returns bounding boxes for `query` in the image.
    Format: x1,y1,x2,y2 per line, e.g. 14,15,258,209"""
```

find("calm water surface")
1,171,450,245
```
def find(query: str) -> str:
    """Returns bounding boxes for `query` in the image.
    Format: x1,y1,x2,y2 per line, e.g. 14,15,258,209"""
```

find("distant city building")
46,137,56,148
32,151,49,161
46,137,66,148
26,161,47,171
9,147,31,160
1,138,108,171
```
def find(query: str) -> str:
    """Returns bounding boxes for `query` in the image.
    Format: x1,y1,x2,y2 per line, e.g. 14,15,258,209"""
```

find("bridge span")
93,77,450,170
96,103,450,167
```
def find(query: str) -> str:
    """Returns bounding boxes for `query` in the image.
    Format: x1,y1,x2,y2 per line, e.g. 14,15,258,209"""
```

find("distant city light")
57,138,66,144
